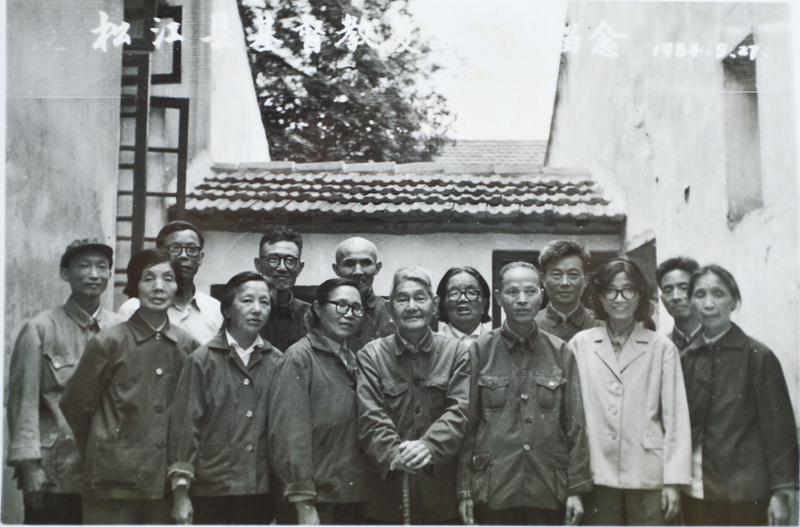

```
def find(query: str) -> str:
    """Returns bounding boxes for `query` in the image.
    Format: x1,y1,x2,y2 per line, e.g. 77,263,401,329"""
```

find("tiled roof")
183,161,624,233
433,140,548,165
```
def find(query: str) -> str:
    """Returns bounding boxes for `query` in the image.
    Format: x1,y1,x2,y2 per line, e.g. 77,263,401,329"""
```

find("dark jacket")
350,292,395,352
270,330,370,504
357,331,470,522
534,303,599,342
681,323,798,502
167,332,282,496
60,311,198,499
260,295,311,351
458,324,593,511
7,298,121,493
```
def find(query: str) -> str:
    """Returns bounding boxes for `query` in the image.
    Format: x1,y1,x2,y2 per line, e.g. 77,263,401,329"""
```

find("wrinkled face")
334,248,381,297
659,269,694,321
225,281,271,338
496,266,543,326
391,280,437,336
315,285,363,342
444,272,487,328
691,272,737,336
138,261,178,312
599,272,639,324
256,240,303,293
542,255,587,310
163,230,203,282
60,250,111,300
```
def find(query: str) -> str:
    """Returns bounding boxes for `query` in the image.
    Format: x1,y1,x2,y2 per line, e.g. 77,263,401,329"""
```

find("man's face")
496,266,543,326
255,240,303,293
60,250,112,300
333,248,381,297
163,230,204,283
542,255,587,311
390,281,437,336
659,269,694,321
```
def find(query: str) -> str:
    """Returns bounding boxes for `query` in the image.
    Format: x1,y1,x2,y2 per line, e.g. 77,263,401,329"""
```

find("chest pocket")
43,349,76,388
382,381,408,414
534,375,566,410
478,375,510,410
425,376,449,415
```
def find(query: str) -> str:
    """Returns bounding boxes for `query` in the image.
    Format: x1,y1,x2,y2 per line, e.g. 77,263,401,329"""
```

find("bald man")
332,237,395,351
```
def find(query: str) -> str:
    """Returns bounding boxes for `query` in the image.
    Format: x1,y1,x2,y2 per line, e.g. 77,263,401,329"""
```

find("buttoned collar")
500,322,538,350
64,296,102,329
173,285,202,312
308,329,357,371
673,324,702,346
544,302,588,326
394,329,434,356
128,309,178,343
703,325,734,346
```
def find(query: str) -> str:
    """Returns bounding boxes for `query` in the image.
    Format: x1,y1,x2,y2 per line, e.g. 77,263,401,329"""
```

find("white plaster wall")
197,231,622,297
548,2,798,410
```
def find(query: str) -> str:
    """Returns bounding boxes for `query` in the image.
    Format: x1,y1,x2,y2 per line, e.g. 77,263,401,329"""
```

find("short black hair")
259,226,303,255
124,249,182,298
538,240,591,274
656,256,700,288
156,220,205,249
309,277,361,328
436,266,491,324
219,271,271,329
592,257,654,329
688,264,742,305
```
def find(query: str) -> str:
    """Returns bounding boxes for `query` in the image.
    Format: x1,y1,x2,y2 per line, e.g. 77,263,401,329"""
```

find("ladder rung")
118,163,135,169
119,145,136,151
148,146,180,153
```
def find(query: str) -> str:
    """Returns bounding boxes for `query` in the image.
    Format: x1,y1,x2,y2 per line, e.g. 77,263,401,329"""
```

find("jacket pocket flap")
44,350,75,370
40,433,59,448
382,381,409,397
534,375,566,390
425,376,449,390
642,433,664,450
471,452,490,471
477,375,510,390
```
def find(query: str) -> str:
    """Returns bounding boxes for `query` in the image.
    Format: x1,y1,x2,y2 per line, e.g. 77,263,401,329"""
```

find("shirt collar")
64,297,102,329
545,302,588,326
394,329,434,356
128,309,178,343
674,324,702,344
225,330,265,355
500,322,538,349
442,322,486,339
606,321,636,350
703,325,733,345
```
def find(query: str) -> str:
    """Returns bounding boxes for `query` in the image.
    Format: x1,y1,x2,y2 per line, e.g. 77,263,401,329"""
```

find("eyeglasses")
446,289,481,302
166,244,201,257
603,287,638,301
261,255,299,270
323,301,365,318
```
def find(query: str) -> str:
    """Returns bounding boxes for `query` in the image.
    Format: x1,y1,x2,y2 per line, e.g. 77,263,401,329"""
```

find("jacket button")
522,444,531,452
520,394,529,401
414,407,422,414
155,333,161,340
245,410,253,418
524,418,533,424
243,378,250,386
548,380,556,387
155,368,164,376
245,444,254,452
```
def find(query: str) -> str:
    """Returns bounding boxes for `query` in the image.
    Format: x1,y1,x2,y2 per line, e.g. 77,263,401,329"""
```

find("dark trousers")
476,505,564,525
192,493,274,524
316,502,366,525
24,492,82,524
82,497,171,524
682,495,768,526
584,486,665,525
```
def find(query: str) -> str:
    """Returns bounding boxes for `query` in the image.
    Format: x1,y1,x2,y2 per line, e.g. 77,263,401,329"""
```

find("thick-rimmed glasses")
602,287,638,301
166,244,201,257
446,289,481,302
323,301,365,318
261,255,299,270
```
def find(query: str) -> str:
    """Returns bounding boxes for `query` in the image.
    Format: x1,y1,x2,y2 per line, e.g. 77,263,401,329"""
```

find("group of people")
7,220,798,526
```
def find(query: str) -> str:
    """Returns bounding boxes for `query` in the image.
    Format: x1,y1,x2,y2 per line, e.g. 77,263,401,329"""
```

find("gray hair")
391,266,434,298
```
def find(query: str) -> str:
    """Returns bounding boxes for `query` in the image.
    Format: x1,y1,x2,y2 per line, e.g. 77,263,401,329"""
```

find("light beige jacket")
569,323,691,489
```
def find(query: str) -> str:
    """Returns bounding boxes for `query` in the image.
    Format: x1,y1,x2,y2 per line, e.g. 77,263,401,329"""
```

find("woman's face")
315,285,363,342
443,272,486,329
599,271,640,324
225,280,271,339
138,261,178,313
691,272,737,336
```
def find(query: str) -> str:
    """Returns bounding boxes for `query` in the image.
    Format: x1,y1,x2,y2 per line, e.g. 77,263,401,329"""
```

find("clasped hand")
390,440,432,474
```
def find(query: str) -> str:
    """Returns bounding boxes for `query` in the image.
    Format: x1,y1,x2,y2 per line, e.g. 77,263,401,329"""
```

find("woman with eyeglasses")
269,278,370,525
435,266,492,340
680,265,797,525
569,258,692,525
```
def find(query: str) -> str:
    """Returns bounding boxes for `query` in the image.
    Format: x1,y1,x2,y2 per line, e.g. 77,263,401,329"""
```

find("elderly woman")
168,271,280,525
435,266,492,340
357,266,471,524
681,265,798,526
269,277,370,525
569,257,691,525
60,249,198,524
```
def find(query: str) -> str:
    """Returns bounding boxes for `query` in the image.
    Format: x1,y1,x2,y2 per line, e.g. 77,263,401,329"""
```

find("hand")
458,497,474,525
661,485,681,520
295,501,320,525
768,489,792,525
19,460,47,511
171,487,193,524
396,440,432,471
565,494,584,525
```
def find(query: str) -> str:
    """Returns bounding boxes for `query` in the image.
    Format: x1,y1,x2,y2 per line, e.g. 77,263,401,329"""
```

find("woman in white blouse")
434,266,493,340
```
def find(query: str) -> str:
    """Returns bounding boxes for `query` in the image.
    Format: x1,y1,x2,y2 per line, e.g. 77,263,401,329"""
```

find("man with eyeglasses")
118,221,222,344
254,226,311,352
535,240,599,342
332,236,395,351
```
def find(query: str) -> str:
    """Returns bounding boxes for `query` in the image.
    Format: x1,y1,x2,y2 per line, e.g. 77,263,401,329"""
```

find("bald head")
332,237,382,296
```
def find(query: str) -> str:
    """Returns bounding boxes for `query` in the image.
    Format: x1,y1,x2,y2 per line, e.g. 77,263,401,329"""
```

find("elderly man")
457,262,592,526
332,236,395,350
7,239,122,524
255,226,311,351
656,256,702,354
357,267,471,524
118,220,222,344
535,240,598,341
